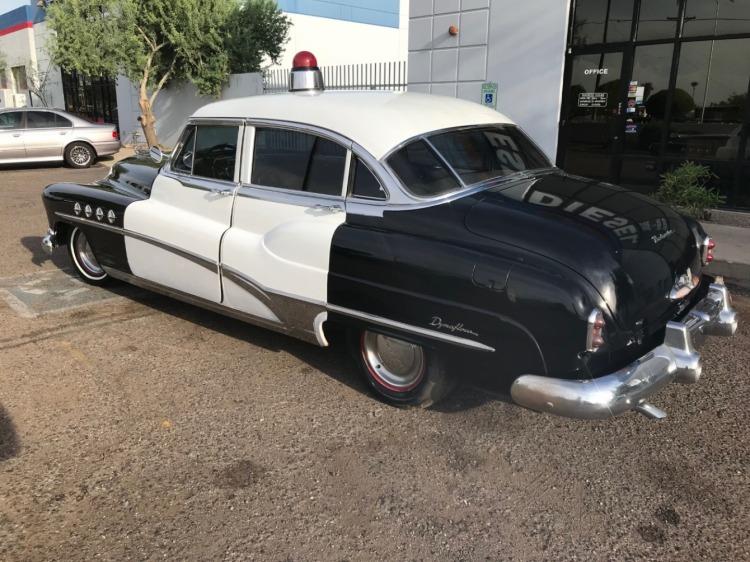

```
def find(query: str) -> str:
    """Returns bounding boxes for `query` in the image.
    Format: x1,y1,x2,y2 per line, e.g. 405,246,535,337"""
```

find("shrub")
655,161,725,219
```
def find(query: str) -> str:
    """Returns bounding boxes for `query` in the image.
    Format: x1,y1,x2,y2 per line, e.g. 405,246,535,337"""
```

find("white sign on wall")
481,82,498,109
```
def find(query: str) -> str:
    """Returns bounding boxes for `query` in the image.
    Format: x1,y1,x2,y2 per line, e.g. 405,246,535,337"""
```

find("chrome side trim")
327,304,496,352
237,184,345,208
511,280,739,419
55,212,218,273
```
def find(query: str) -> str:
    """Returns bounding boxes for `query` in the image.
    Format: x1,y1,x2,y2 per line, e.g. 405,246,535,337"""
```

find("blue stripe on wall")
276,0,399,28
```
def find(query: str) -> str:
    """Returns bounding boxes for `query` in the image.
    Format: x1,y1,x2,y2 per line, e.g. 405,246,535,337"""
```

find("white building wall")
272,8,409,68
32,21,64,109
117,73,264,148
408,0,570,159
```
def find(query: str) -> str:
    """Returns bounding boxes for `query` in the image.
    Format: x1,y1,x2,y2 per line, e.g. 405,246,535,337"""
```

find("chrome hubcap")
71,146,91,166
73,230,105,277
362,331,425,391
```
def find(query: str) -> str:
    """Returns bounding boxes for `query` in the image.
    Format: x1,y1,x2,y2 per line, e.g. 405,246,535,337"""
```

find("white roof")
192,91,514,160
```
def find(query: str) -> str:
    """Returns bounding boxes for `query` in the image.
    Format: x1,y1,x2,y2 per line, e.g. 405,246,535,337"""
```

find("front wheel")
68,227,109,285
352,329,455,407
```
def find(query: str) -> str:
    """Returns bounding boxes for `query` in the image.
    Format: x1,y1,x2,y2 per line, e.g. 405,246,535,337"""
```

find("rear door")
23,110,68,159
124,121,242,302
220,124,350,341
0,111,25,160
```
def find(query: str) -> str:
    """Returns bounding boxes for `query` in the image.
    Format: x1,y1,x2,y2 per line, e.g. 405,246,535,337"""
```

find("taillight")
586,308,606,352
112,129,119,140
702,236,715,265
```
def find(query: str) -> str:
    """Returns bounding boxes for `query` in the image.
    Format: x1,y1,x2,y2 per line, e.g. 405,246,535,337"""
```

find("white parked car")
0,107,120,168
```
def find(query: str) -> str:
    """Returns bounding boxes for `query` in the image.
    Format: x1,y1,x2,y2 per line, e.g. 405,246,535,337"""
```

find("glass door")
558,50,627,181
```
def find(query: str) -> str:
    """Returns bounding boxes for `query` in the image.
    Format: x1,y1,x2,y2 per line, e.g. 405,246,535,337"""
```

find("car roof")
192,91,515,160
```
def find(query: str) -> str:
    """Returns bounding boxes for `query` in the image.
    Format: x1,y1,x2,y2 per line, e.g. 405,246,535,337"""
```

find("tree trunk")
138,94,159,147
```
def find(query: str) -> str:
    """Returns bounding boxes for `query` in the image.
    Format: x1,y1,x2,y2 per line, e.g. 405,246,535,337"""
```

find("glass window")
669,38,750,160
0,111,22,130
26,111,58,128
55,114,73,128
251,128,347,195
637,0,678,41
192,125,238,181
428,126,551,185
572,0,634,46
387,140,460,197
684,0,750,37
172,125,196,175
11,66,27,90
350,157,386,200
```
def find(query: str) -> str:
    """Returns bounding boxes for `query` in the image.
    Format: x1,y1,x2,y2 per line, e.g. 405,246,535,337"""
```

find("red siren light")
292,51,318,70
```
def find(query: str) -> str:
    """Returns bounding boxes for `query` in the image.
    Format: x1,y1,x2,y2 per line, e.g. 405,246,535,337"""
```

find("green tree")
46,0,289,147
226,0,290,74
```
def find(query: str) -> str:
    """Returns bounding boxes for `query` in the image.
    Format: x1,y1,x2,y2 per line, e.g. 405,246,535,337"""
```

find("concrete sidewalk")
702,222,750,287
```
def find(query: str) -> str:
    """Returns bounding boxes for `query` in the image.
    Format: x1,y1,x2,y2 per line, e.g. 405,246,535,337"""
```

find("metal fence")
263,61,407,94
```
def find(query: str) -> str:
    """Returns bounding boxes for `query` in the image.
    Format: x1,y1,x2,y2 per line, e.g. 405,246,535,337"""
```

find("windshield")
386,125,552,197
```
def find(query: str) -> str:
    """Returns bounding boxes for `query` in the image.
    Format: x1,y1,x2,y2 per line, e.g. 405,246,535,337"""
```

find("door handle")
59,132,67,135
209,187,234,196
12,133,21,137
315,204,344,213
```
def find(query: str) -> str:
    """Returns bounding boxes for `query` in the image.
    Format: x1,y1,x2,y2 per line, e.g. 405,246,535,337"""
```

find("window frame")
242,121,353,204
24,110,61,130
166,119,243,188
348,155,388,201
0,110,24,130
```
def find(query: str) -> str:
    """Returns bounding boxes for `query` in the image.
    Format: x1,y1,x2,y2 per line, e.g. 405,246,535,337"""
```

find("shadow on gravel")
20,236,71,268
120,288,493,412
0,405,20,461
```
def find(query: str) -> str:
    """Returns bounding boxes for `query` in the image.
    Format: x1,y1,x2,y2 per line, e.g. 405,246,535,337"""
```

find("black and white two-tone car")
40,52,738,419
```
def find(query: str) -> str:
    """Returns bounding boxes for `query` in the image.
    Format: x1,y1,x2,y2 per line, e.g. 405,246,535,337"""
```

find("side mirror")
149,146,164,164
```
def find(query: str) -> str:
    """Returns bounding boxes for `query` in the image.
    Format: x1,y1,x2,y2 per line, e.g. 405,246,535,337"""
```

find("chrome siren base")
511,279,738,420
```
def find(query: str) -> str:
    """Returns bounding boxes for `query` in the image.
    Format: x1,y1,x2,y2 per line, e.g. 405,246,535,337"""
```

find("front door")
220,124,350,342
0,111,26,161
123,122,242,302
23,110,68,159
558,50,627,182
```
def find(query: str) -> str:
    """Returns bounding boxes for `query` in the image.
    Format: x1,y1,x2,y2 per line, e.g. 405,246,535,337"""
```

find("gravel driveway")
0,164,748,561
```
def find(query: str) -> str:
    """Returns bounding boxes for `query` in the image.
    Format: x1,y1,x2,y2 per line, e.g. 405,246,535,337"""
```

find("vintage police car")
40,52,738,419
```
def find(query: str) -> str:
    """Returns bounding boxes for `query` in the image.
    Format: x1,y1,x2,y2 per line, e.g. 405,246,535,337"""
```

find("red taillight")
586,308,606,352
702,237,715,265
112,130,119,140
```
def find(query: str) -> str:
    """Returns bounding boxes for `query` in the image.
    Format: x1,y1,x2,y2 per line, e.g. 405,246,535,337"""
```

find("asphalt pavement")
0,162,748,561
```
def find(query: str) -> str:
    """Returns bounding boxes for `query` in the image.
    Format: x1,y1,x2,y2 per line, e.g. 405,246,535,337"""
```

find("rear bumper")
92,140,121,156
510,279,738,419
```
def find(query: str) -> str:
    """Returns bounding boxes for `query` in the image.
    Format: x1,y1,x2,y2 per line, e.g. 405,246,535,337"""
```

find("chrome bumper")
511,279,738,420
41,228,58,255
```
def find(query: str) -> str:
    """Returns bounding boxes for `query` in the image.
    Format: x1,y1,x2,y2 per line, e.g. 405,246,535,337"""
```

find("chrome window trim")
237,183,345,209
55,212,218,272
341,150,352,198
347,153,389,202
167,120,243,185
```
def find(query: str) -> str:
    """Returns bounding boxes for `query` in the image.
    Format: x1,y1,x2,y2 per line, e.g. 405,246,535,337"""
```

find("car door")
23,110,69,159
0,111,26,161
220,124,350,342
123,121,243,302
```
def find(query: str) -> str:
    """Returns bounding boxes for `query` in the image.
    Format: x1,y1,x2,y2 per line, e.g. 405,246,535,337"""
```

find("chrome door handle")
59,132,67,135
210,187,233,196
315,204,344,213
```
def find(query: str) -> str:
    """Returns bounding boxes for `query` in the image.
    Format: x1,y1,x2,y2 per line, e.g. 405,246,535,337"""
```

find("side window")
0,111,22,130
387,139,460,197
55,114,73,128
350,157,386,200
251,128,347,196
26,111,58,128
192,125,238,181
172,125,196,175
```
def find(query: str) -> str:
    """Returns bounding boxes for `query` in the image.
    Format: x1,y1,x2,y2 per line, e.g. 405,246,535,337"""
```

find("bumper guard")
510,279,738,420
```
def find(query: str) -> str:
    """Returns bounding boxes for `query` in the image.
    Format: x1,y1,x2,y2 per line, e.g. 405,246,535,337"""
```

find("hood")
465,171,702,329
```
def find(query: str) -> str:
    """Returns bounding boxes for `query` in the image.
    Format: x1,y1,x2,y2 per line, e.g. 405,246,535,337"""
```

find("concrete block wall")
408,0,490,101
407,0,571,160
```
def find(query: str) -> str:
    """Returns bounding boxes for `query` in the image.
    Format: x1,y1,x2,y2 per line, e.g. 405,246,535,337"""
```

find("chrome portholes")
74,202,82,215
107,210,116,224
84,204,92,218
70,227,107,281
95,207,104,221
361,331,426,392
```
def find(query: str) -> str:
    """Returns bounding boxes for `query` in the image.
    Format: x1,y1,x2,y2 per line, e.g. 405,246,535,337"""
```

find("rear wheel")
352,329,455,407
68,227,109,285
65,142,95,168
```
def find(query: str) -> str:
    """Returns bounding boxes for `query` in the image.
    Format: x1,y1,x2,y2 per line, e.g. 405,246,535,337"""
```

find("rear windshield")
387,125,551,197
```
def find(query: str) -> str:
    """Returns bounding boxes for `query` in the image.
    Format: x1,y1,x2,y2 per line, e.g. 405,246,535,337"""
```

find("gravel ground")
0,164,748,561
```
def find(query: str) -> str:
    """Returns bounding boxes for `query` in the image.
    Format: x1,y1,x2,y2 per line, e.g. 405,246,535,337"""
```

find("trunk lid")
465,171,702,330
